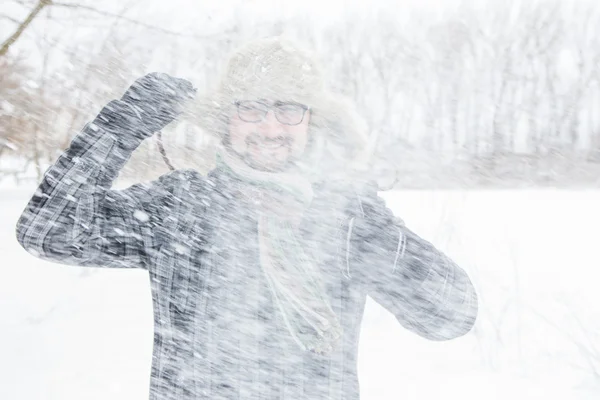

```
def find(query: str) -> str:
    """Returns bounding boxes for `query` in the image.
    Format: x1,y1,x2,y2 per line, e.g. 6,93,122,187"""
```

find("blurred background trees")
2,0,600,185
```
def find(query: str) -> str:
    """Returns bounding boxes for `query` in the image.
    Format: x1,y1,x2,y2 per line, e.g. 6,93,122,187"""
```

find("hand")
121,72,196,136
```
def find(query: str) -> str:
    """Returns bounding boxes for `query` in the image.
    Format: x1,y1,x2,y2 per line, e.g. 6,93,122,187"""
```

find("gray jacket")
16,99,478,400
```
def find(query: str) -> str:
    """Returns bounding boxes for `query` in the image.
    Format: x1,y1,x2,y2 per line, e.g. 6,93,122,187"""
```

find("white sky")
2,0,469,37
0,0,470,77
5,0,585,52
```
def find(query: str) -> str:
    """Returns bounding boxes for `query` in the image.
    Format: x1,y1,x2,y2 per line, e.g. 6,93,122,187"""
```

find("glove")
120,72,196,138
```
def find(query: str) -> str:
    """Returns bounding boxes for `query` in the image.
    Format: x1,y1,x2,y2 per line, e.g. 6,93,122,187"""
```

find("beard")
239,134,294,172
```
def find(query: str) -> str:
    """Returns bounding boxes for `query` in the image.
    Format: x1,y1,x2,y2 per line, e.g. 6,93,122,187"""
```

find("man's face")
227,100,310,172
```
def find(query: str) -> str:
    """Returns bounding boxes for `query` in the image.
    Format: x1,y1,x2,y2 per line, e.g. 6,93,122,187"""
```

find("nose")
256,110,283,138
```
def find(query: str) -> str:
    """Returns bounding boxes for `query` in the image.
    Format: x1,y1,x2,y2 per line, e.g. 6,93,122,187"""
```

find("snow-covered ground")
1,183,599,400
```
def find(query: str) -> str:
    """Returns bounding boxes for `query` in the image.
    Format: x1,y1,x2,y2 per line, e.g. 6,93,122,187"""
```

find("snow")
1,184,599,399
133,210,150,222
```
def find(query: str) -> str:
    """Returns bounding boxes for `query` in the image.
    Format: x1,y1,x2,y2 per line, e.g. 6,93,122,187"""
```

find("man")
16,38,478,400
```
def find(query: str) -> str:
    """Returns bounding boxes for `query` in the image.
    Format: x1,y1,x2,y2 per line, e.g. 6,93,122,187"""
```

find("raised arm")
347,183,478,341
15,73,195,269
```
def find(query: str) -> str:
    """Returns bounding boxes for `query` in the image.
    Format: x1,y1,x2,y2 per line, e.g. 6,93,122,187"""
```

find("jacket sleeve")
15,100,173,269
347,185,478,341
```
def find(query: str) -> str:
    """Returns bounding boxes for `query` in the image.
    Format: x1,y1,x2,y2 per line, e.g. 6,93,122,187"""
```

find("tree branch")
0,0,51,57
13,0,37,5
0,14,22,24
1,0,232,58
51,2,224,40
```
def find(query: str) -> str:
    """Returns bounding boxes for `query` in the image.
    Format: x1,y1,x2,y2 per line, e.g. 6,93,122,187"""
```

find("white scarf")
216,146,343,355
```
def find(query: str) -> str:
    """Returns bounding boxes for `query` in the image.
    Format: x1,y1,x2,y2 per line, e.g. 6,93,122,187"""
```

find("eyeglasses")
234,100,310,126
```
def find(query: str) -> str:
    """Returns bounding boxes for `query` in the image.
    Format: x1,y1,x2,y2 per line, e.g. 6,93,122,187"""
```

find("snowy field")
1,182,599,400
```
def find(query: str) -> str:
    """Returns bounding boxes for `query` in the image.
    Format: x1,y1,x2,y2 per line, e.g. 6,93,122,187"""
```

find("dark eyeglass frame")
234,100,310,126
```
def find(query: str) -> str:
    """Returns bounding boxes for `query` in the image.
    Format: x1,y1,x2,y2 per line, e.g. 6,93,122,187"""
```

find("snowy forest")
1,0,600,399
3,0,600,187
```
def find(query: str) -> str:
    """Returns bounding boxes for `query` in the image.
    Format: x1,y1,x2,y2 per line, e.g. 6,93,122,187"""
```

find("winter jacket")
15,99,479,400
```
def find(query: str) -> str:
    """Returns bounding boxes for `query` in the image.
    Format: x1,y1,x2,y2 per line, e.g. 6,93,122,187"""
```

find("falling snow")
2,1,600,399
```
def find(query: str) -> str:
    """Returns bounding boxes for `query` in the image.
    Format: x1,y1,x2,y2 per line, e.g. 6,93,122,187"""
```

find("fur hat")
182,37,371,178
